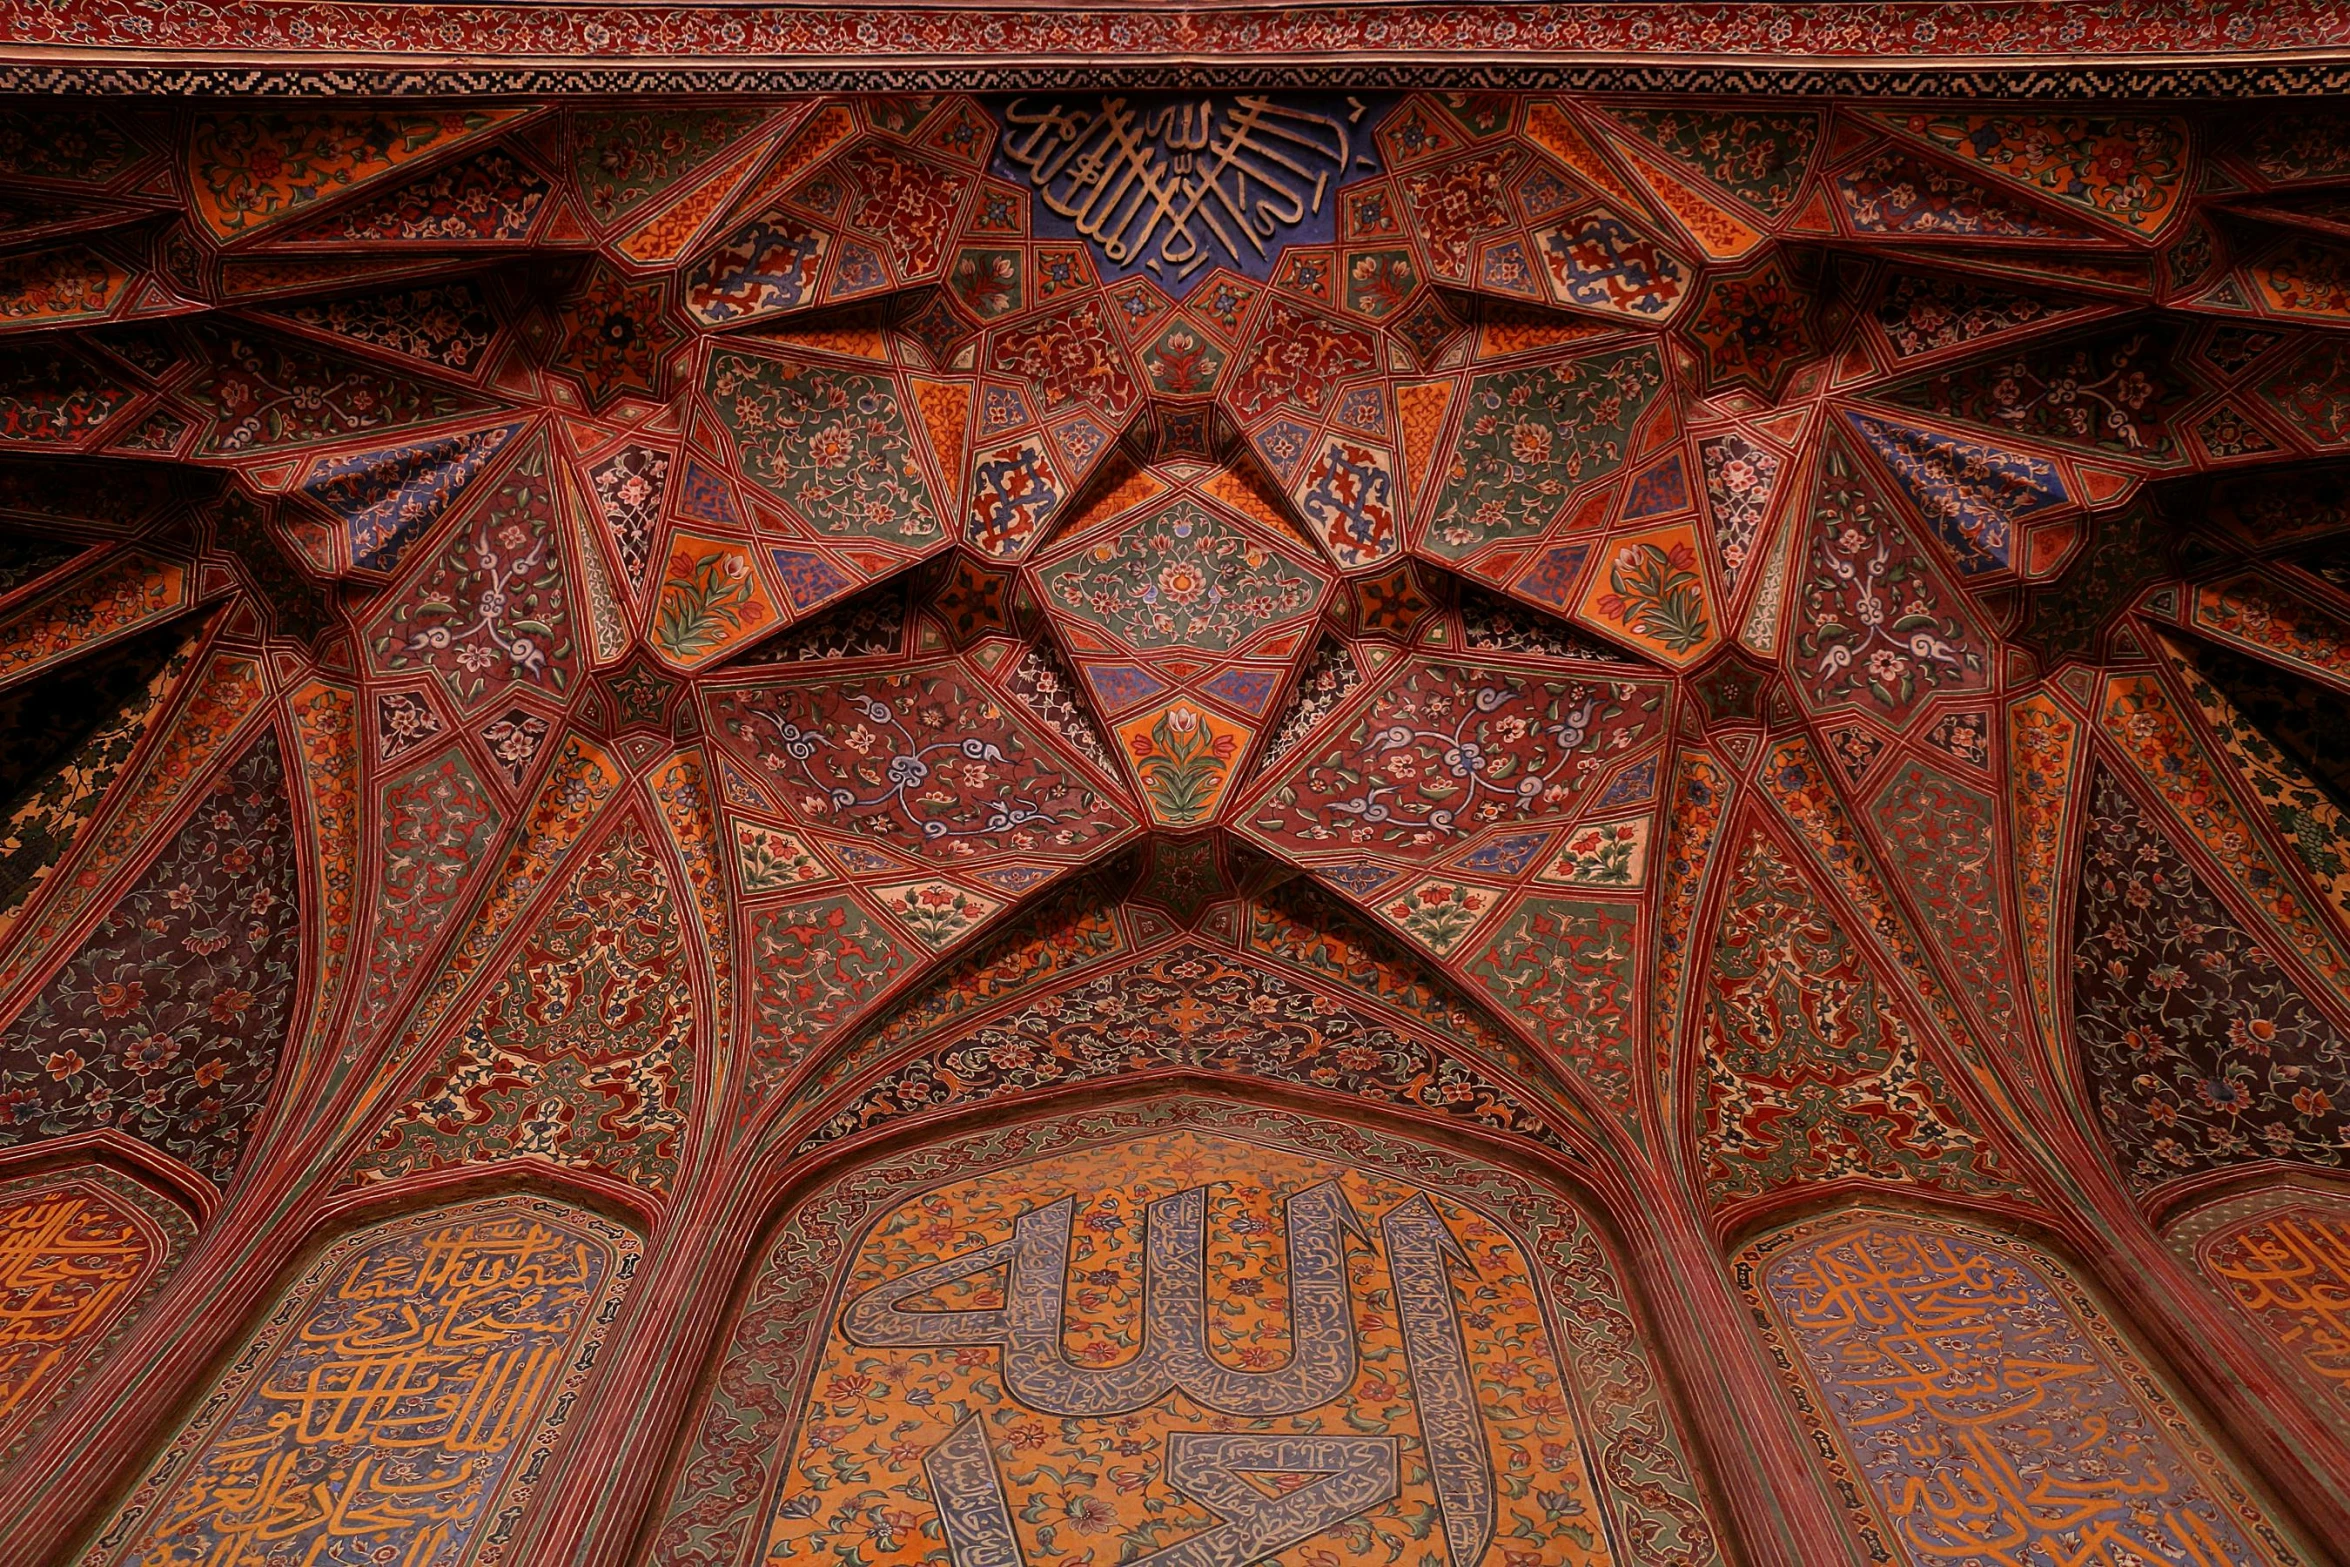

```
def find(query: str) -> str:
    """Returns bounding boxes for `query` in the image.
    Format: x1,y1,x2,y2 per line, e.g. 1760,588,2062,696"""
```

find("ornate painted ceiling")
2,64,2350,1567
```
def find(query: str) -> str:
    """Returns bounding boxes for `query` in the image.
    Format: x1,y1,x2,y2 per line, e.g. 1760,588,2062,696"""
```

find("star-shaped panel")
1031,473,1334,825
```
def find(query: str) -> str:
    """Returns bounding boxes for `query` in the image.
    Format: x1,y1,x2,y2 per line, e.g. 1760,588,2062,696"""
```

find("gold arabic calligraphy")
101,1205,623,1567
1767,1217,2289,1567
0,1183,158,1434
2203,1204,2350,1400
1000,95,1366,280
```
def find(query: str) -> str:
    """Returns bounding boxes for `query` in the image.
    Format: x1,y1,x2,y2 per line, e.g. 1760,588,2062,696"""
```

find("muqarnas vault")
0,71,2345,1567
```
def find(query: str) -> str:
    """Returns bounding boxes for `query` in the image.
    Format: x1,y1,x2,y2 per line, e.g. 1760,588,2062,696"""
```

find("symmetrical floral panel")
0,34,2348,1567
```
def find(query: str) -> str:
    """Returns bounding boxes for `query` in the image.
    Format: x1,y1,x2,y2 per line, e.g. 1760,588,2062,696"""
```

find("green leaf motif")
1130,706,1234,826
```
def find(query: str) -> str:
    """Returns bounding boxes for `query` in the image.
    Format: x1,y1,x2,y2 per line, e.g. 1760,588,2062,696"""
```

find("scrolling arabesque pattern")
0,75,2345,1567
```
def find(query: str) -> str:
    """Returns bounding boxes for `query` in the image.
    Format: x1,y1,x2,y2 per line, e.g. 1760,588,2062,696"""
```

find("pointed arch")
649,1094,1726,1567
0,1159,193,1466
784,936,1573,1164
2165,1178,2350,1449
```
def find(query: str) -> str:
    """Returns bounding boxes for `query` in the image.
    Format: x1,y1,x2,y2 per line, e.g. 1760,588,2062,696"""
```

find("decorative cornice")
2,2,2346,95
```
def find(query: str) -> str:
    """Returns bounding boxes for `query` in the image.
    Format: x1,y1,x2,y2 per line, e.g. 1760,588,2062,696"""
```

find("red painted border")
2,2,2348,88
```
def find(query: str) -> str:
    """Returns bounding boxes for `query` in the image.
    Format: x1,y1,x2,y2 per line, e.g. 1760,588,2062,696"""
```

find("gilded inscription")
996,96,1370,281
0,1170,185,1456
2173,1186,2350,1443
87,1196,635,1567
1751,1212,2304,1567
2206,1208,2350,1390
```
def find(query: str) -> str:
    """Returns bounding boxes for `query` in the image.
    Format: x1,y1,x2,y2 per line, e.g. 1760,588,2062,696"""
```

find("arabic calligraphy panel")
2169,1183,2350,1446
0,1166,190,1463
654,1101,1724,1567
989,94,1389,291
83,1193,636,1567
1740,1209,2307,1567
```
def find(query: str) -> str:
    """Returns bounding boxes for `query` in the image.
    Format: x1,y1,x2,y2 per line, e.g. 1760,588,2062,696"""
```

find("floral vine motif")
2073,765,2350,1192
370,439,572,710
1594,536,1710,654
874,879,1000,948
187,323,491,456
712,668,1130,862
1609,106,1823,216
1424,345,1666,558
406,538,551,679
654,539,768,661
703,347,941,541
1127,703,1237,826
1881,324,2186,462
796,946,1559,1154
1794,441,1986,719
2007,692,2078,1044
1894,111,2188,236
1871,271,2076,360
1464,895,1639,1112
1250,660,1666,861
186,110,514,238
1697,832,2020,1208
0,737,298,1186
1699,431,1781,590
746,895,911,1085
352,823,693,1192
1142,325,1220,395
1037,500,1323,654
1345,685,1603,835
751,696,1041,844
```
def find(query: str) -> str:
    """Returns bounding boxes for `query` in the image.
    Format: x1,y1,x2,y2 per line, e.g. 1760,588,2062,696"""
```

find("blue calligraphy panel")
1756,1212,2299,1567
988,93,1392,292
88,1195,635,1567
